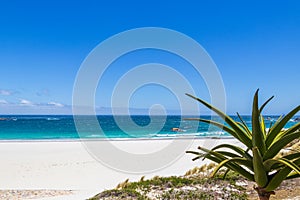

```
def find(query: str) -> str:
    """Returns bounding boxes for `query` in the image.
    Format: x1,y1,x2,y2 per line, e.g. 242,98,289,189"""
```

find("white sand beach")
0,138,243,199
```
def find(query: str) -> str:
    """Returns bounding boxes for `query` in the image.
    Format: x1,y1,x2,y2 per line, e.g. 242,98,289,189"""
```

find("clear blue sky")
0,0,299,115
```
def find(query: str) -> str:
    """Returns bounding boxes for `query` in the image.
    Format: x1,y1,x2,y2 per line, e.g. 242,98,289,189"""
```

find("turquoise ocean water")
0,115,298,140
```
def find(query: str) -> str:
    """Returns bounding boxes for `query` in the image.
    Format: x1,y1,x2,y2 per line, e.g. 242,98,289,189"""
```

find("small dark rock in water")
295,117,300,122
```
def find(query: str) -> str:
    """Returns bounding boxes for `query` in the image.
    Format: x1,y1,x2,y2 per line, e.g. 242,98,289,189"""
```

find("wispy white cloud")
0,99,8,104
0,98,70,114
0,89,14,96
47,101,64,107
19,99,34,106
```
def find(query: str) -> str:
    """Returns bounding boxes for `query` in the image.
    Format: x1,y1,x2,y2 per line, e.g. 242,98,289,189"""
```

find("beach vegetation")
88,189,147,200
186,89,300,200
89,173,248,199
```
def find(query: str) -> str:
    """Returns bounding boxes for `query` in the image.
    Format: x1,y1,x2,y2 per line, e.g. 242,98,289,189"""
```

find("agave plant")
186,90,300,200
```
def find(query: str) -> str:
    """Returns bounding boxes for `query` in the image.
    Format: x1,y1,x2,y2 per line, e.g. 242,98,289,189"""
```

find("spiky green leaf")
211,157,253,177
265,157,300,191
252,90,266,154
266,105,300,147
211,144,253,160
260,115,267,139
237,112,252,137
188,146,255,181
253,147,268,187
283,152,300,160
264,158,300,173
184,118,251,146
286,172,300,180
273,122,300,143
215,151,241,158
259,95,274,113
264,131,300,160
185,93,252,148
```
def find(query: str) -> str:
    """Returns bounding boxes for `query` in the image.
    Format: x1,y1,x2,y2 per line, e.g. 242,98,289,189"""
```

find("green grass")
88,189,148,200
88,174,248,200
122,176,202,190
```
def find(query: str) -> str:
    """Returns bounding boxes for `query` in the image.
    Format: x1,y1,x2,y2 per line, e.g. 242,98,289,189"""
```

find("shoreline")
0,136,234,143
